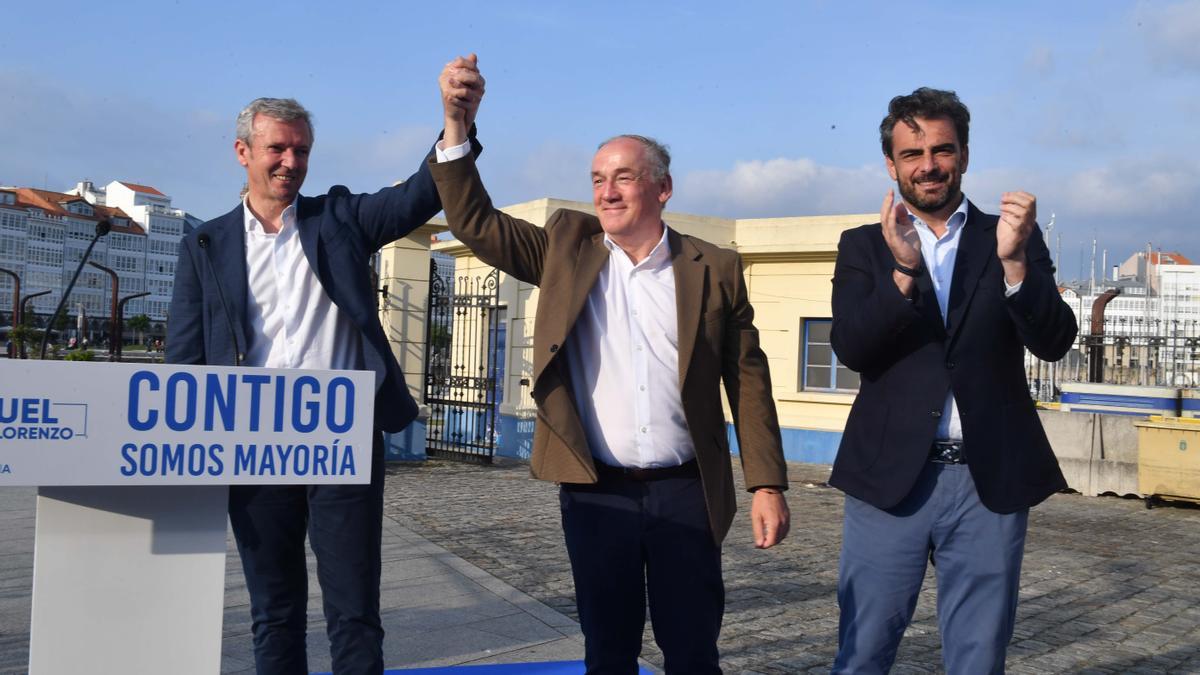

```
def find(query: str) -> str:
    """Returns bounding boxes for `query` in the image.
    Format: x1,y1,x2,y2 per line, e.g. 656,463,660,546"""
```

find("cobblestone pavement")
383,459,1200,674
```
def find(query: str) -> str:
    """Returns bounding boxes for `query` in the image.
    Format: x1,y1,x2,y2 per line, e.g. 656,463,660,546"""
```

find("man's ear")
658,174,673,208
235,139,251,168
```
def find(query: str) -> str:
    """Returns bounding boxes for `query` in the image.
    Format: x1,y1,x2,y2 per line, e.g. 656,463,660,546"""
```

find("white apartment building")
1058,252,1200,386
0,180,188,334
73,180,187,320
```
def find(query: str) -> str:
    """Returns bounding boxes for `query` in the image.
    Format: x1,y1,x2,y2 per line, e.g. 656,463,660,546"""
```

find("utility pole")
1044,213,1057,283
1090,237,1097,295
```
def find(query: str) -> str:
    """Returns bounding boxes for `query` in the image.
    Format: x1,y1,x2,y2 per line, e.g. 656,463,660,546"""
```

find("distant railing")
1026,318,1200,401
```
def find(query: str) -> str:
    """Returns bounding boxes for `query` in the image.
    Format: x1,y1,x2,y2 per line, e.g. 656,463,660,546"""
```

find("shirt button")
640,426,648,433
946,361,956,370
931,410,942,418
639,385,646,391
549,344,559,353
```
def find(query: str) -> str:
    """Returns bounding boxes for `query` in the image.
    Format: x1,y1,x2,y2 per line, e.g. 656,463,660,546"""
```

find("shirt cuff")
435,140,471,163
1004,279,1023,297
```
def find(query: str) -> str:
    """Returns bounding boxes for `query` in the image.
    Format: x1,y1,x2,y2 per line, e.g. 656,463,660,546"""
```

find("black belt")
594,459,699,481
930,440,966,464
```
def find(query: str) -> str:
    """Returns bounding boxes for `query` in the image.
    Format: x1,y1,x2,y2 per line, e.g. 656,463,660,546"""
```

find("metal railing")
1026,318,1200,401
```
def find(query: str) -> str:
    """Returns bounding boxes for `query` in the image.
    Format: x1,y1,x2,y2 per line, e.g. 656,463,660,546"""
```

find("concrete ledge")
1038,409,1140,497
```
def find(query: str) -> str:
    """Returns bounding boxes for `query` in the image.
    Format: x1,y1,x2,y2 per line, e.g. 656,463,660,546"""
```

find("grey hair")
235,98,314,145
598,134,671,181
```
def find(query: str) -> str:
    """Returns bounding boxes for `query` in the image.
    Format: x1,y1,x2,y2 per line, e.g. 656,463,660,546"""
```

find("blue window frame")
801,319,859,392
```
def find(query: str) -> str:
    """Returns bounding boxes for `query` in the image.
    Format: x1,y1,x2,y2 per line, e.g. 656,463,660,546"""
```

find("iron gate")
423,260,502,463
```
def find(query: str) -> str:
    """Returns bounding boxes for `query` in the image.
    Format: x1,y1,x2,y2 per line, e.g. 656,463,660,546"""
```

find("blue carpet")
316,662,653,673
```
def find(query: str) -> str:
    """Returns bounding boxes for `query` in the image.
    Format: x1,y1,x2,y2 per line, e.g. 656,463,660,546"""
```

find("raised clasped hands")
438,53,486,145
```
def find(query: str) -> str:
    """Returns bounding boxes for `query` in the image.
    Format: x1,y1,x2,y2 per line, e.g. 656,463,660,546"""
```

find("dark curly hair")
879,87,970,158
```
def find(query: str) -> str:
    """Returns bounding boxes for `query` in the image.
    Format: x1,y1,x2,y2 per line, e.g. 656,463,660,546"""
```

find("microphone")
39,219,111,359
197,233,243,366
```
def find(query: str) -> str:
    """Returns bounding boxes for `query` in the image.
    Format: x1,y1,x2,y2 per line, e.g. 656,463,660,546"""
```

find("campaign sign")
0,360,375,485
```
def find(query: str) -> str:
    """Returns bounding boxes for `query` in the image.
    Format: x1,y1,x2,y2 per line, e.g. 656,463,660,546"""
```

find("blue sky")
2,1,1197,278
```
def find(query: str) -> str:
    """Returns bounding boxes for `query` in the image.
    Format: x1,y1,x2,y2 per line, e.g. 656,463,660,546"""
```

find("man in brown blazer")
433,55,789,674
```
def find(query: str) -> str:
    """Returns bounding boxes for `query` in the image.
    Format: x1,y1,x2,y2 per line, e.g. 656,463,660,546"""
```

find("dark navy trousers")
229,433,386,675
560,470,724,675
833,462,1028,675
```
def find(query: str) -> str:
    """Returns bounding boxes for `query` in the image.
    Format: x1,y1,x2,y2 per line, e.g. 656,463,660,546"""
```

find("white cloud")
1025,45,1055,76
663,151,1196,262
676,158,887,218
1137,0,1200,72
516,141,593,203
968,157,1199,257
474,140,594,206
0,69,231,215
312,125,438,192
968,158,1200,219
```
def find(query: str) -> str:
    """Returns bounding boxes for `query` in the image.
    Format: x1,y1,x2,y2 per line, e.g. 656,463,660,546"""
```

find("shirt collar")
907,195,969,235
242,197,298,235
603,223,671,268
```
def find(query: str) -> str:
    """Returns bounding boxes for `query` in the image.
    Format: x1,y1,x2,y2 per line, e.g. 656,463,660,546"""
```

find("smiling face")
590,137,672,243
885,115,968,221
235,113,311,211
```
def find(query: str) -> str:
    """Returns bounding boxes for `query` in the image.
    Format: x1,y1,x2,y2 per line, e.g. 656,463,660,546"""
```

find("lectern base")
29,486,228,674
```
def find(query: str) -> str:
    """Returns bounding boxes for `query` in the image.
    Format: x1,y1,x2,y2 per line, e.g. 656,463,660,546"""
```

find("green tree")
127,314,151,344
9,323,42,359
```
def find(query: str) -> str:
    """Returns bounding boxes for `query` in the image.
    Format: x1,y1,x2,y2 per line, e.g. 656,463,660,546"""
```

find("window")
801,319,859,392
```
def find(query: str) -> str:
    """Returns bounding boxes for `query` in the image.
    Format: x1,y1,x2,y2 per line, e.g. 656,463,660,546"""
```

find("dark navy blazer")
829,202,1078,513
166,139,474,432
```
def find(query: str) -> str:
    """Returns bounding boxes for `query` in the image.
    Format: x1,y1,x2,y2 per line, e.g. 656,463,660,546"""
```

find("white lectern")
1,361,374,675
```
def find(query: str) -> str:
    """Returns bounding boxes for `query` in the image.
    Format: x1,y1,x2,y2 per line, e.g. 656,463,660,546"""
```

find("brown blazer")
429,155,787,544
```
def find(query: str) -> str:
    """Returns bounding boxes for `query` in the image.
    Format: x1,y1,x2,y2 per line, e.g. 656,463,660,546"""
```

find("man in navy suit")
829,88,1077,673
167,61,484,674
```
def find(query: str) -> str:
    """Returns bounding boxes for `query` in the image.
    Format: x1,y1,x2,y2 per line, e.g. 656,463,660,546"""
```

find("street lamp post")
19,290,51,359
116,292,150,361
39,219,110,359
0,267,18,358
88,261,120,360
88,262,150,361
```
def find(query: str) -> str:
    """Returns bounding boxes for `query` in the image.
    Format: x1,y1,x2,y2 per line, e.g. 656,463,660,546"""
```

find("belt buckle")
931,441,965,464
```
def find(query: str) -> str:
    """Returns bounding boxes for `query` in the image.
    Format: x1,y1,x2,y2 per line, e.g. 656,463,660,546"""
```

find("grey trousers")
832,462,1029,675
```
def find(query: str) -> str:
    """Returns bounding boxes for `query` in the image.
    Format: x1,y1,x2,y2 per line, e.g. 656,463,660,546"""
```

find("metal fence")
1026,318,1200,401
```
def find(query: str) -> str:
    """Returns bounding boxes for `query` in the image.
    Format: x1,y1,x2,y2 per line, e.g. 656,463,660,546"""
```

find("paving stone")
382,458,1200,673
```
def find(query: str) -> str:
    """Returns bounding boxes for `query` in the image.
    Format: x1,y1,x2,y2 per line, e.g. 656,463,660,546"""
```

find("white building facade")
1057,257,1200,387
0,180,188,335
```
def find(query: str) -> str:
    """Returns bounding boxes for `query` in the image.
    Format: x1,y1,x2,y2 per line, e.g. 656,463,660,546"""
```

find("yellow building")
397,197,874,464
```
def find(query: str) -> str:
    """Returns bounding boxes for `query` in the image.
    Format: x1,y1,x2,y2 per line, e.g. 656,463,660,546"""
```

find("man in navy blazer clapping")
829,87,1077,674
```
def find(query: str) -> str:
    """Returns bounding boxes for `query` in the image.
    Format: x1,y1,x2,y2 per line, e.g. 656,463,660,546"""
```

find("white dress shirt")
436,139,694,468
242,200,363,371
564,228,696,469
908,196,1021,441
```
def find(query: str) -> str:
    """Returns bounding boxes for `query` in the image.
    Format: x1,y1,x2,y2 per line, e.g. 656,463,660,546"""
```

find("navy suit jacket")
167,139,477,432
829,202,1078,513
